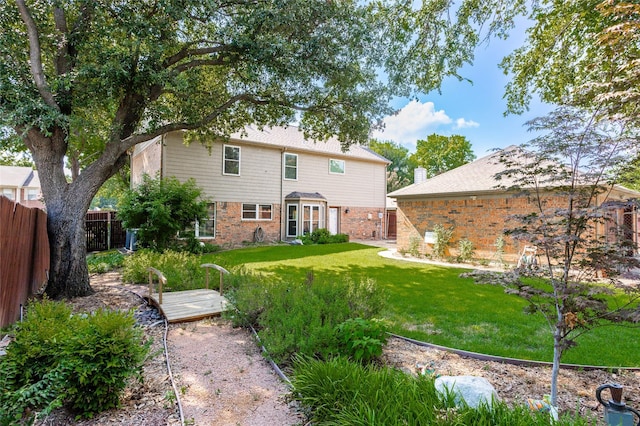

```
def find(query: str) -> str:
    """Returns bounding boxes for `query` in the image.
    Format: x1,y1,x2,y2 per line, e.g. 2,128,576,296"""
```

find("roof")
229,125,390,164
285,191,326,200
388,147,640,199
388,149,510,198
0,166,40,188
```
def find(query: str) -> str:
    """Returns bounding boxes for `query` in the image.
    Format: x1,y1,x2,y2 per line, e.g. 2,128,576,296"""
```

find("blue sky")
371,25,554,158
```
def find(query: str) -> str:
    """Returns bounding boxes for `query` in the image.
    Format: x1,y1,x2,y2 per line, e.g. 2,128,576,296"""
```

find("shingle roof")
0,166,39,188
389,147,640,199
388,148,511,198
229,125,390,163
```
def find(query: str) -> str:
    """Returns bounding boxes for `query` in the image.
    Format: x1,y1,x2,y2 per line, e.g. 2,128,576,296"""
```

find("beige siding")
283,150,386,208
131,138,162,186
163,134,282,204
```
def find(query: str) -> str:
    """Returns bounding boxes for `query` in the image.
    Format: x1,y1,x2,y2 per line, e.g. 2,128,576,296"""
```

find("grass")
205,243,640,367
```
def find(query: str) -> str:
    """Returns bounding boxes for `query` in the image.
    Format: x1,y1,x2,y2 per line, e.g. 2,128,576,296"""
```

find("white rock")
434,375,499,409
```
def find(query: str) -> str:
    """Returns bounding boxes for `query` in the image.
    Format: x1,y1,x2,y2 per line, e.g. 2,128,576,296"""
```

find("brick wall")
198,202,385,247
396,193,570,261
340,206,385,240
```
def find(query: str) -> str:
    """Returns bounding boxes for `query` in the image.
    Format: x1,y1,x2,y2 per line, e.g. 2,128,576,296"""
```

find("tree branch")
15,0,59,110
163,45,231,69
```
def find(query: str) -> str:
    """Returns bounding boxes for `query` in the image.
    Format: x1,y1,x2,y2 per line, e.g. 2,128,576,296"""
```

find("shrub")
122,249,205,291
87,251,125,273
301,228,349,244
291,357,596,426
225,272,386,366
117,175,209,252
0,299,148,422
432,224,454,259
457,238,475,263
334,318,387,364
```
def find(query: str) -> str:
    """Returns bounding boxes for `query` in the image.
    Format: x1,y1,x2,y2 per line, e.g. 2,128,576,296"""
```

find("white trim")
329,158,345,175
241,203,273,220
283,152,298,181
223,144,241,176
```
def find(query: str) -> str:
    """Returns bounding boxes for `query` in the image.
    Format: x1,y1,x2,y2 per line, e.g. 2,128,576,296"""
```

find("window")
195,203,216,238
2,188,15,200
284,153,298,180
27,189,39,200
329,159,345,174
223,145,240,175
242,203,272,220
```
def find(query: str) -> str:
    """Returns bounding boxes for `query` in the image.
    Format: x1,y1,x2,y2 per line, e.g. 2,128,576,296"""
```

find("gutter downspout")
280,148,285,242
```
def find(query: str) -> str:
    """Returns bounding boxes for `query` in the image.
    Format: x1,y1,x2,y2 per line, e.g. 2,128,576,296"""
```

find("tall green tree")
410,134,476,178
368,139,416,192
0,0,523,298
501,0,640,127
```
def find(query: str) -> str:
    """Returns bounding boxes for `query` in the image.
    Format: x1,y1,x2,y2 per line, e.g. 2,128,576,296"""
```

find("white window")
2,188,15,200
329,159,345,174
223,145,240,175
242,203,272,220
302,204,325,234
27,189,39,200
284,153,298,180
195,203,216,238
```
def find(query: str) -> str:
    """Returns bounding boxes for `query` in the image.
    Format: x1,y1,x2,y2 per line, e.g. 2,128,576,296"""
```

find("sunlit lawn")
204,243,640,367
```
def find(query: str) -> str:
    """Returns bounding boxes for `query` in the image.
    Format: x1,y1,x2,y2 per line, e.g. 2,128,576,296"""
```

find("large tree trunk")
23,126,127,299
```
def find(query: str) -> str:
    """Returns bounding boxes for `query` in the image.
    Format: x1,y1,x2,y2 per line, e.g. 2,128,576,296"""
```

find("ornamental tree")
495,107,640,406
0,0,524,298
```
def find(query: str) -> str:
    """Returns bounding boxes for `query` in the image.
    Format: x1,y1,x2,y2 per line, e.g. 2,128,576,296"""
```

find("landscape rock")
435,375,499,408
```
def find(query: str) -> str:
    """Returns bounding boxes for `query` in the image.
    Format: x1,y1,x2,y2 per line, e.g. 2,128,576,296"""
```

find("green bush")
122,249,205,290
0,299,148,422
225,272,386,366
87,251,125,273
291,357,596,426
301,229,349,244
433,224,454,259
335,318,387,364
457,238,475,263
118,175,209,251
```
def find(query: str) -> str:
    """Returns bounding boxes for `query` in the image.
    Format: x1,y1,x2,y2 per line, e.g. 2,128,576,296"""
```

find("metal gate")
85,211,126,252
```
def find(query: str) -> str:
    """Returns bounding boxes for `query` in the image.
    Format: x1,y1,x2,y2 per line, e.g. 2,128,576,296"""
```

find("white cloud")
372,100,451,147
454,118,479,129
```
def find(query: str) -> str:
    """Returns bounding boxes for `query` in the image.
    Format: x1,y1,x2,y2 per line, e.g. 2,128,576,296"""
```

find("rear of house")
0,166,44,209
131,126,389,246
389,150,640,262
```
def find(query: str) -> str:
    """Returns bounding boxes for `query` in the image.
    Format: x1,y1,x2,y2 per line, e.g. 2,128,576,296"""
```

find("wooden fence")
86,211,126,252
0,196,50,328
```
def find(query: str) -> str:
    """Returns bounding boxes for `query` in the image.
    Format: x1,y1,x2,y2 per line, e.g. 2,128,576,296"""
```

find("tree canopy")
368,139,417,192
501,0,640,127
410,134,476,178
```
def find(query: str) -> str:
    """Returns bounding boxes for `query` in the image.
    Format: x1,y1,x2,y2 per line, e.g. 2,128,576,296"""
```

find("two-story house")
0,166,44,209
131,126,389,246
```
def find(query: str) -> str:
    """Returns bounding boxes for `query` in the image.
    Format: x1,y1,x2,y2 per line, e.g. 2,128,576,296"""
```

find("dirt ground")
11,271,639,425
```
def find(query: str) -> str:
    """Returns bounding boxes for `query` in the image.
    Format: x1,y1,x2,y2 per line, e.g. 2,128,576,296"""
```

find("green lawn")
204,243,640,367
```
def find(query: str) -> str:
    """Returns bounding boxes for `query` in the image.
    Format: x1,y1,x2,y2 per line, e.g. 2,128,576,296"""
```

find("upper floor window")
27,189,39,200
329,159,345,174
242,203,272,220
223,145,240,176
2,188,15,200
284,153,298,180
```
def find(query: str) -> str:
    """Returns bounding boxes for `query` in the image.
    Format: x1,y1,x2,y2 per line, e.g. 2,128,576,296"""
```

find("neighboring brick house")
388,149,640,262
131,126,389,246
0,166,44,209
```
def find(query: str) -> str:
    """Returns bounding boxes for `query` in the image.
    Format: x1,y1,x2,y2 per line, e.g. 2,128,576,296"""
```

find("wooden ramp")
147,289,229,323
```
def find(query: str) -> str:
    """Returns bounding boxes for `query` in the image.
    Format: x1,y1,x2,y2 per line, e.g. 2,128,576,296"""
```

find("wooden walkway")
147,289,229,323
145,265,231,323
